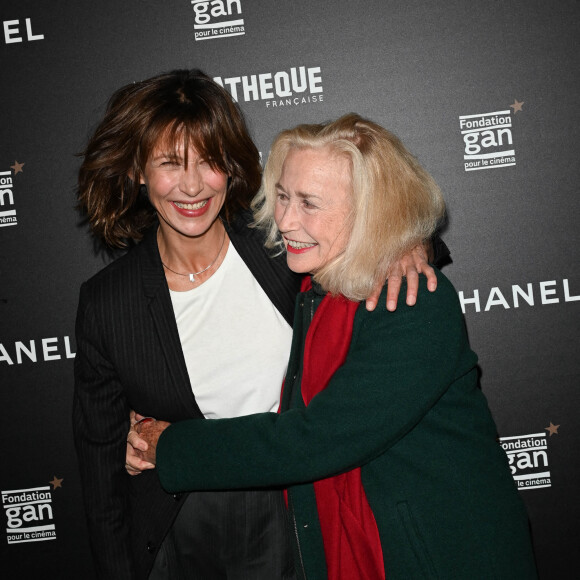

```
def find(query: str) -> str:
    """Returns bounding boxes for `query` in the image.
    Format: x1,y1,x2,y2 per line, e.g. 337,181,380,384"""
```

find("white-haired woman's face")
274,147,352,275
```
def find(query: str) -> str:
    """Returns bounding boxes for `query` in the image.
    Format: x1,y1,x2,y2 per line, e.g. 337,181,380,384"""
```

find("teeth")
287,240,316,249
174,200,208,210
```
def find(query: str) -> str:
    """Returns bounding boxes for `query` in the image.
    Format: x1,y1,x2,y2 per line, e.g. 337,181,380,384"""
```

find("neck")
157,218,227,273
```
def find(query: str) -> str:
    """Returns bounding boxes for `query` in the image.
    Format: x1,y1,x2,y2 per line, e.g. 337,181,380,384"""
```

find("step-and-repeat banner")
1,1,578,577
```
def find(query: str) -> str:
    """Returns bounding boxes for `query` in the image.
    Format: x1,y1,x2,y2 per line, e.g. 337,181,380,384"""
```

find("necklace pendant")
189,273,195,282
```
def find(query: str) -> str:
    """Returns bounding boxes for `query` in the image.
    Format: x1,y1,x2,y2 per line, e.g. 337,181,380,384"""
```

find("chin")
286,258,318,275
287,265,309,274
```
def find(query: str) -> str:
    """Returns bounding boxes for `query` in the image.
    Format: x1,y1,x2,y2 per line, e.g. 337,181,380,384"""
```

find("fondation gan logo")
500,422,559,491
0,161,24,228
459,99,523,172
191,0,245,41
214,66,323,108
3,476,63,544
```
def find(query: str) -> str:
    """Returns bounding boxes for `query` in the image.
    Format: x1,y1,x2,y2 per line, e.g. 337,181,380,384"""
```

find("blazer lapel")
139,227,204,419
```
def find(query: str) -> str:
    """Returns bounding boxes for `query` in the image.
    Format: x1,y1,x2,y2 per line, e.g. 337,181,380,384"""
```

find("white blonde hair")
252,113,445,300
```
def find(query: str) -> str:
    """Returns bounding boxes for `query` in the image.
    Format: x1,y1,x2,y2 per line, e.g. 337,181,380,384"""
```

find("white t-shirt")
169,242,293,419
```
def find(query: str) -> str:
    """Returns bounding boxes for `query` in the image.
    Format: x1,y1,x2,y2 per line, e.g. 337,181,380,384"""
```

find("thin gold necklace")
159,224,227,283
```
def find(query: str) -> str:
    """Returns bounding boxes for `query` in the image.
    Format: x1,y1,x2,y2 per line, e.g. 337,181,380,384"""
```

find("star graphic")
545,422,560,436
49,476,64,489
10,161,25,174
510,99,524,113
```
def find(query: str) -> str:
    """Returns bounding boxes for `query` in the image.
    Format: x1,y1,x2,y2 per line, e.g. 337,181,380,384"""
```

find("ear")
127,169,146,186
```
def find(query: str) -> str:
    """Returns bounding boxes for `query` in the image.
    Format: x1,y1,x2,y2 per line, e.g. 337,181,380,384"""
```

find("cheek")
321,213,350,249
145,173,172,199
206,170,228,192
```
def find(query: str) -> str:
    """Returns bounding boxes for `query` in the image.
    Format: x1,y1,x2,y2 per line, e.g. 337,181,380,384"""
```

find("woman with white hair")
130,113,537,579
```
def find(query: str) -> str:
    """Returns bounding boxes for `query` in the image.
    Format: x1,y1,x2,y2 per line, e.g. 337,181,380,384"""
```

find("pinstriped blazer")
72,211,301,579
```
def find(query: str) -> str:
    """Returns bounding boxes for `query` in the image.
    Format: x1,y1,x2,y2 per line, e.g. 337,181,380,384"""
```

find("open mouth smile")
170,198,213,217
285,238,318,254
174,200,208,210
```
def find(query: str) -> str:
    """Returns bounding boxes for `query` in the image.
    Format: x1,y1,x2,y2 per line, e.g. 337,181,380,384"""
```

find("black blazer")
72,212,301,579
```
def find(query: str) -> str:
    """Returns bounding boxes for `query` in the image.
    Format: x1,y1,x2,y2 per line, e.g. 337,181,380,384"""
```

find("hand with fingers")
126,410,171,472
126,411,160,475
365,243,437,312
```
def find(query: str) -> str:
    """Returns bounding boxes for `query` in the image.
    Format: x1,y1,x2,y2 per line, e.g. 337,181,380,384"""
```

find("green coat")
157,270,537,579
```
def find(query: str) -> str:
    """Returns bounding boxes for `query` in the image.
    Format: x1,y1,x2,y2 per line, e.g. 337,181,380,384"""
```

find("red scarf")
300,278,385,580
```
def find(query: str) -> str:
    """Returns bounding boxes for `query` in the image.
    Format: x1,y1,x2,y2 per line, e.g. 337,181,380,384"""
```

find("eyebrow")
151,152,181,160
275,182,321,200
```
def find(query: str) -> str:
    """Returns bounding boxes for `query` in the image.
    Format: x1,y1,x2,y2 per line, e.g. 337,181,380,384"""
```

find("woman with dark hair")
74,70,440,579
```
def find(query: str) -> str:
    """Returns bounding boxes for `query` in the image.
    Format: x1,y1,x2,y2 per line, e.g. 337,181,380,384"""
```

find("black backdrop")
1,1,578,577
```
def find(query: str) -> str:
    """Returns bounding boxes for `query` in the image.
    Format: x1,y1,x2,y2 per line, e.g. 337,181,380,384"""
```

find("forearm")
73,291,134,576
157,275,474,493
74,395,134,577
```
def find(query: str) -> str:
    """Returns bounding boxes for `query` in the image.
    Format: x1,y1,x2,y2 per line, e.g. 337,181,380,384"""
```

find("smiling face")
139,138,228,241
274,146,353,274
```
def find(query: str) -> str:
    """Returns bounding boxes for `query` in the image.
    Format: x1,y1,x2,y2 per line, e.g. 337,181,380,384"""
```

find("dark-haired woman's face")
140,140,228,241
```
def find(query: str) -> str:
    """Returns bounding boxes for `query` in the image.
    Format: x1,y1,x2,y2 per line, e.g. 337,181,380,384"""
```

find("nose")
275,201,298,233
179,165,203,197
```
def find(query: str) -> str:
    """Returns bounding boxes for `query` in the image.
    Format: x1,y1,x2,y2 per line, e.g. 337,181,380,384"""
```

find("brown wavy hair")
78,69,261,247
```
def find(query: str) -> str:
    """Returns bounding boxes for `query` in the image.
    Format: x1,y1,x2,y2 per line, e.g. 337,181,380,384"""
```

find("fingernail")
136,417,154,426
